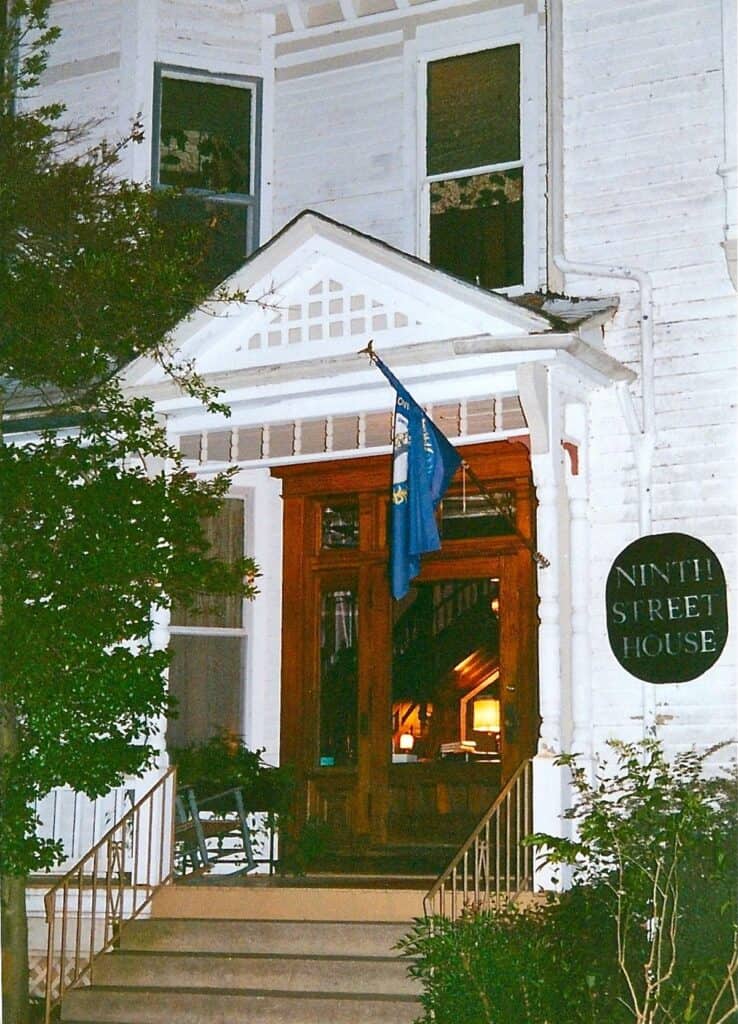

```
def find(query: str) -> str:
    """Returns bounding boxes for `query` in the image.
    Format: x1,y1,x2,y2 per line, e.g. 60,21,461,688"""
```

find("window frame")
416,33,536,295
167,494,250,747
152,62,262,261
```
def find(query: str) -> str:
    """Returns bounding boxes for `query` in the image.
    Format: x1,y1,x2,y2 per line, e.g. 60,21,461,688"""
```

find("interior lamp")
399,731,415,752
472,697,500,734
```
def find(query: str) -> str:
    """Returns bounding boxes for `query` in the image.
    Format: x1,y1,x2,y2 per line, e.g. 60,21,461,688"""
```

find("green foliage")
402,892,625,1024
280,817,333,876
0,1,260,878
402,740,738,1024
170,733,294,816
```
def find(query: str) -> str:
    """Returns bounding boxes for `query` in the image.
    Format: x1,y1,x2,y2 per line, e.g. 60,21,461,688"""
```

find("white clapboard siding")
34,786,133,874
273,56,406,244
30,0,124,145
157,0,264,70
43,0,124,69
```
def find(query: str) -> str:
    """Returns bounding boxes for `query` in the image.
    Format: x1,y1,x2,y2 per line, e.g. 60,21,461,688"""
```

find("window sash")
152,64,262,260
421,43,525,292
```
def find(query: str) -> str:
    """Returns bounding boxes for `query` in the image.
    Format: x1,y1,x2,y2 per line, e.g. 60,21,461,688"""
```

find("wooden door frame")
272,439,539,843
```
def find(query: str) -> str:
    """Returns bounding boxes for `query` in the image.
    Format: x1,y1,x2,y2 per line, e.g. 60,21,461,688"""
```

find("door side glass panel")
391,578,501,762
319,588,359,766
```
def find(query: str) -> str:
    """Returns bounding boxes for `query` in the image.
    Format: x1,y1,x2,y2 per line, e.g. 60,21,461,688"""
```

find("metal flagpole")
360,341,549,569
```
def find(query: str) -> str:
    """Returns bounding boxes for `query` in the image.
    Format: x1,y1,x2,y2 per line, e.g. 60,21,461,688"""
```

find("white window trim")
414,24,540,296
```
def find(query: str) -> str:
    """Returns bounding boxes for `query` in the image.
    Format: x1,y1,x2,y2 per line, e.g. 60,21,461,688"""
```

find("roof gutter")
546,0,655,538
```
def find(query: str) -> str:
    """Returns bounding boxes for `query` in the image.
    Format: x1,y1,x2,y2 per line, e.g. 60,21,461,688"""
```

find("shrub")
402,739,737,1024
169,731,294,816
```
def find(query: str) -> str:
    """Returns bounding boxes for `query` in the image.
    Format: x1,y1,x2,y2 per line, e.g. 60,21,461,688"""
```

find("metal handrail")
43,767,177,1023
424,758,533,919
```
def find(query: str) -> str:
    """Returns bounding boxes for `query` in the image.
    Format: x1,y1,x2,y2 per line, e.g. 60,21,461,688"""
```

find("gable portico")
124,210,634,857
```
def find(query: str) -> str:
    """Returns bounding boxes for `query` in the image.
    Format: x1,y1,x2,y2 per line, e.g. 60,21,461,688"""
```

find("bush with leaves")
401,738,737,1024
532,739,738,1023
170,732,294,817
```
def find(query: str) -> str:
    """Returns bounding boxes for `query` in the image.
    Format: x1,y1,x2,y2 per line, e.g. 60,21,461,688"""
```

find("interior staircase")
59,880,424,1023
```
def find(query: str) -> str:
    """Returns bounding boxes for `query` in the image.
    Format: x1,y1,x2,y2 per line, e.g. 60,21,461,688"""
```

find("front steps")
60,882,423,1023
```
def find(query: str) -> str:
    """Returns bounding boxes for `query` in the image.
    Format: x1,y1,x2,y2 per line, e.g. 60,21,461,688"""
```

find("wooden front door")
274,440,538,854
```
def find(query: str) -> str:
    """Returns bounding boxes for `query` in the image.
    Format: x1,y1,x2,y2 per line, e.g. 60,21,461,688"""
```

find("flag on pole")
371,353,461,599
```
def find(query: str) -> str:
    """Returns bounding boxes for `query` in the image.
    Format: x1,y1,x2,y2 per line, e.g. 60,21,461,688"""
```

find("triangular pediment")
124,211,553,388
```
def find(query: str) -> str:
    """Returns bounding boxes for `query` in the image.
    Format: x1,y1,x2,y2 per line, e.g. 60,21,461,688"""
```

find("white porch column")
242,469,284,766
530,446,571,889
519,365,570,888
566,402,594,769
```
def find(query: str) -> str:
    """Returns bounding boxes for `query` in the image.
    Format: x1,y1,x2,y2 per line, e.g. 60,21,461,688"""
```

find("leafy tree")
0,3,258,1020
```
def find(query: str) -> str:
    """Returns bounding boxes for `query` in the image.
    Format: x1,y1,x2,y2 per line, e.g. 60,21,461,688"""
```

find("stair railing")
424,758,533,920
43,766,177,1023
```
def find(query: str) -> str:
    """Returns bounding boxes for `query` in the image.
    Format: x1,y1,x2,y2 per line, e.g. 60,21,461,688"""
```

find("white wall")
558,0,737,765
274,53,409,250
272,0,545,287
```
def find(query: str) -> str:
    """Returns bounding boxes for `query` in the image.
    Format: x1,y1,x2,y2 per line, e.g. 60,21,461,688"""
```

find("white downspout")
546,0,656,736
718,0,737,289
546,0,655,539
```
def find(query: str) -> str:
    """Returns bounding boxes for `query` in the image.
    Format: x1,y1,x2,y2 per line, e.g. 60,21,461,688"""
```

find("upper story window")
424,45,523,291
153,65,261,284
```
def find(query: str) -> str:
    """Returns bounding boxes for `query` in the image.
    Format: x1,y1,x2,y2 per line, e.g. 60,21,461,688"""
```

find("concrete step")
92,949,419,996
151,883,425,921
120,917,410,957
61,986,421,1023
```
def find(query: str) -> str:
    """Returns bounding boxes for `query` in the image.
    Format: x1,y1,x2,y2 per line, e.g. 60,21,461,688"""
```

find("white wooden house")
19,0,738,1001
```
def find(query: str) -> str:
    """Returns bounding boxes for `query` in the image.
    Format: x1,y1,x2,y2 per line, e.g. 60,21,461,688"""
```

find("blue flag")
372,355,461,599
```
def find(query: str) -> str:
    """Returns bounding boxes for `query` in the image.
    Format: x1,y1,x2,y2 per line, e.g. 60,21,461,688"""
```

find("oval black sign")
606,533,728,683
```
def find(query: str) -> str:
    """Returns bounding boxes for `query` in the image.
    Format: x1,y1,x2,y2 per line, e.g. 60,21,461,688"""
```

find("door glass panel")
391,578,501,763
319,588,359,766
321,501,360,549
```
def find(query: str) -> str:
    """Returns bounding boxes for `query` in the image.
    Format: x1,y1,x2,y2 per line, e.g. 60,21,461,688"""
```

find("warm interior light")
473,697,500,733
399,731,415,751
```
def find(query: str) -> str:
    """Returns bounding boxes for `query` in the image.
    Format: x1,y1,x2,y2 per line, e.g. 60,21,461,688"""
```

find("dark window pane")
319,589,358,766
167,635,243,748
159,193,250,286
430,169,523,289
322,502,359,549
427,46,519,175
171,499,244,628
440,491,516,540
159,77,252,193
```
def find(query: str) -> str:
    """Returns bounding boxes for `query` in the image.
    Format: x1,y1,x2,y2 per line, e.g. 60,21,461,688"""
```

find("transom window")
425,45,523,291
153,65,260,284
